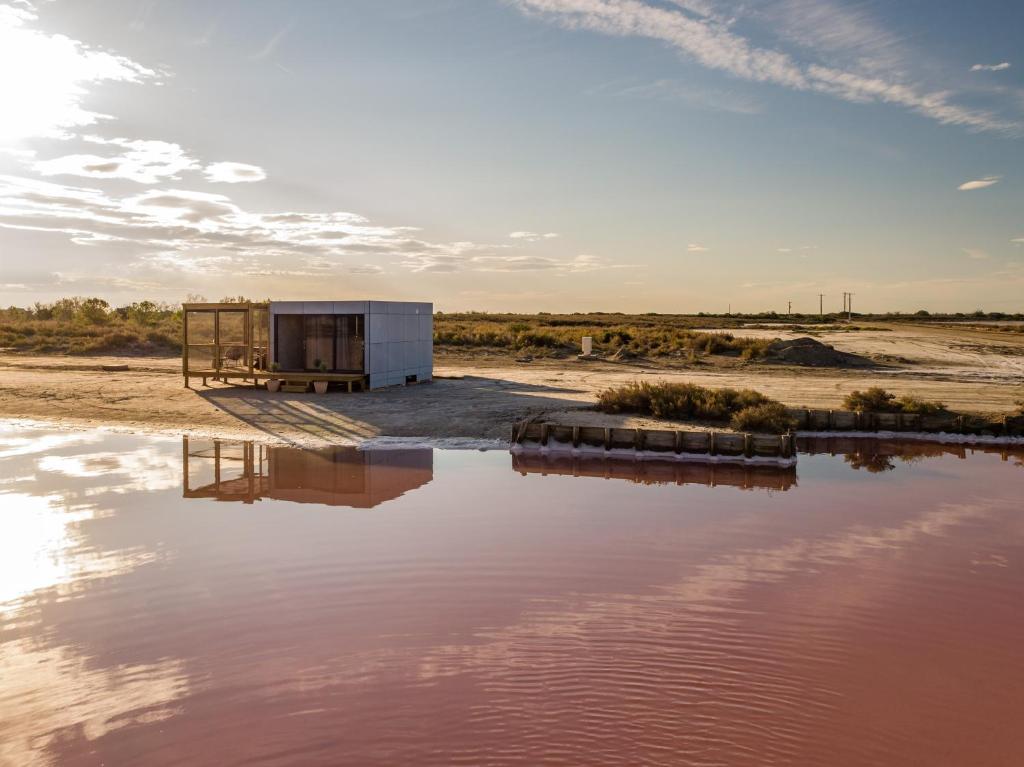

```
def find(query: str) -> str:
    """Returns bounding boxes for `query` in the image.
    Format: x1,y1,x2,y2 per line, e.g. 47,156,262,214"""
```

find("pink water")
1,426,1022,766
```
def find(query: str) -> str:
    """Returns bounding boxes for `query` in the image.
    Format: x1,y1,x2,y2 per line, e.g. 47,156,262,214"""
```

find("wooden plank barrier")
511,421,797,461
787,409,1024,437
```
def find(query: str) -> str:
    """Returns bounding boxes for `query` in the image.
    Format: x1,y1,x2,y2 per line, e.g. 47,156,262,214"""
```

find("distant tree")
77,297,110,324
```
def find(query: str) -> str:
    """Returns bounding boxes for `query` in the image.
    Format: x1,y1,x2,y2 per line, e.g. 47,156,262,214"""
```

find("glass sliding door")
304,315,335,370
335,315,364,372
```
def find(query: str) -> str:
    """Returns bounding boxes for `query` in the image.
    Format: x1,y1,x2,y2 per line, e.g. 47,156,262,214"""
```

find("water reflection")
798,435,1024,473
512,452,797,491
3,425,1024,766
181,437,433,508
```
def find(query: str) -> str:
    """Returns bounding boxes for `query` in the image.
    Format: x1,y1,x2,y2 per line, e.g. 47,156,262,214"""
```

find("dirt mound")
765,337,873,368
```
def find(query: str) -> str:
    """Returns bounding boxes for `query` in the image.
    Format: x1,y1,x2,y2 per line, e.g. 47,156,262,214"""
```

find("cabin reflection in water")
182,437,433,508
798,436,1024,473
512,453,797,492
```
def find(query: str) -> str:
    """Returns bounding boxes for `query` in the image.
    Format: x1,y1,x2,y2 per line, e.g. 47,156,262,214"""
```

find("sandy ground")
0,322,1021,446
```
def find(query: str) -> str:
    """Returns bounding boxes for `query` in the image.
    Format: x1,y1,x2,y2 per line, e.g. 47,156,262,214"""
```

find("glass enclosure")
274,314,364,372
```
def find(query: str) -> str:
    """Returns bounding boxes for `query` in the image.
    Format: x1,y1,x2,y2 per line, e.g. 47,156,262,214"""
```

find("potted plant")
313,359,329,394
266,362,282,392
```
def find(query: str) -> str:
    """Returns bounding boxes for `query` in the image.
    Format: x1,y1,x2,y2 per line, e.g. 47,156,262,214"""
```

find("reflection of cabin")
182,437,433,508
182,300,432,390
512,453,797,491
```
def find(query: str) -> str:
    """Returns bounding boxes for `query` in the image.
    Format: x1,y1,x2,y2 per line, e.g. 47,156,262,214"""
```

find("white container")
581,336,593,356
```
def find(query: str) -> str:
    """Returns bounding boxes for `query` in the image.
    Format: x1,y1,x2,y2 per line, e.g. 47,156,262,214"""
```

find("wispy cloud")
595,78,762,114
203,162,267,184
251,22,292,61
509,231,559,240
957,176,1000,191
963,248,989,260
512,0,1020,134
687,243,709,252
33,138,198,184
971,62,1010,72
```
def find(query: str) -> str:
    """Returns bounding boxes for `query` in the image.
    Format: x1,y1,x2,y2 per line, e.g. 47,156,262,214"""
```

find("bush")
596,381,778,423
896,395,947,415
843,387,946,414
730,403,796,434
843,387,898,412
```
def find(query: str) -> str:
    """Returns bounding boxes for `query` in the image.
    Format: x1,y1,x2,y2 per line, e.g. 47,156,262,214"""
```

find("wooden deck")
185,370,367,391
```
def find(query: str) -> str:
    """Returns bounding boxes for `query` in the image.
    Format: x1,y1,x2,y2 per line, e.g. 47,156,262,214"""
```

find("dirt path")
1,322,1021,446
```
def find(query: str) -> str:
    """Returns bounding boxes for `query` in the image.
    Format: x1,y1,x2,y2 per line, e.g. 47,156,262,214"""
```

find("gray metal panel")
270,301,303,315
418,315,432,342
386,343,403,373
368,373,386,389
385,314,404,345
302,301,334,314
402,316,418,342
368,301,389,314
332,301,368,314
369,314,388,343
369,343,387,373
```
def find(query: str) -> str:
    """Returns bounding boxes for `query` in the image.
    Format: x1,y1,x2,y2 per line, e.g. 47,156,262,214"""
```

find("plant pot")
313,380,329,395
266,379,281,392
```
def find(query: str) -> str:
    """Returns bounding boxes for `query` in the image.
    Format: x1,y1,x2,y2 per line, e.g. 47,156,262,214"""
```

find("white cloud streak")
203,162,267,184
957,176,1000,191
971,62,1010,72
512,0,1020,134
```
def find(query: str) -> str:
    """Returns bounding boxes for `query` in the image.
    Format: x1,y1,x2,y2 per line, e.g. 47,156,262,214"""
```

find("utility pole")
818,293,824,317
842,292,848,314
848,293,854,322
787,300,792,315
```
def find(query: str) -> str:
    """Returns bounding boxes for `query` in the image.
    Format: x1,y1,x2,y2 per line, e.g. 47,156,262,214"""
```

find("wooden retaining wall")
512,452,797,491
787,408,1024,437
511,421,796,460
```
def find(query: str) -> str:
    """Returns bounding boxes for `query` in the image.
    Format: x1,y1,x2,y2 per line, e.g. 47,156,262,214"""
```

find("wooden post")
213,309,221,374
744,433,753,458
182,308,190,387
634,428,646,451
673,431,683,454
709,431,717,456
540,423,549,446
603,428,611,450
213,440,221,491
182,435,190,494
572,426,581,448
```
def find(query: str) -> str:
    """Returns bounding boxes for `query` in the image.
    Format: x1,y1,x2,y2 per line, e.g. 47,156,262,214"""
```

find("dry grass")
0,299,181,355
595,381,794,433
434,312,774,360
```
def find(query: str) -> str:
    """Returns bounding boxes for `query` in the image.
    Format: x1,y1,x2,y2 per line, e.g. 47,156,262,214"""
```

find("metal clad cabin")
182,300,433,390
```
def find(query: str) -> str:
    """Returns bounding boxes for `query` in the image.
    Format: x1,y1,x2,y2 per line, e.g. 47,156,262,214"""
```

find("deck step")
281,382,310,393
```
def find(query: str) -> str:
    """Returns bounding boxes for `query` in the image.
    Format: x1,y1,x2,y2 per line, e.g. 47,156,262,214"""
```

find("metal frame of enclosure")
182,300,433,390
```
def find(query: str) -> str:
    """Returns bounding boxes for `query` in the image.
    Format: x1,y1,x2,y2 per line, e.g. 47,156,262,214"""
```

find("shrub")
895,395,947,415
729,402,796,434
596,381,779,424
844,387,946,414
843,387,898,412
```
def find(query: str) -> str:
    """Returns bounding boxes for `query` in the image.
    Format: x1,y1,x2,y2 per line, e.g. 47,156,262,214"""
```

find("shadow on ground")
198,376,592,444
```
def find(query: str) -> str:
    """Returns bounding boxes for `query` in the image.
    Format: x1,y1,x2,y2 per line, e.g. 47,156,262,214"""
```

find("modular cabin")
182,300,433,391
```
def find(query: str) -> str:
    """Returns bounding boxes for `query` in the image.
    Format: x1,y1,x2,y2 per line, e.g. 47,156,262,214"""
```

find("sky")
0,0,1022,313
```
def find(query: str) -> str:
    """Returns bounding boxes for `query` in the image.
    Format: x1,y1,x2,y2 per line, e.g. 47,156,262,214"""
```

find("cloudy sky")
1,0,1022,312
